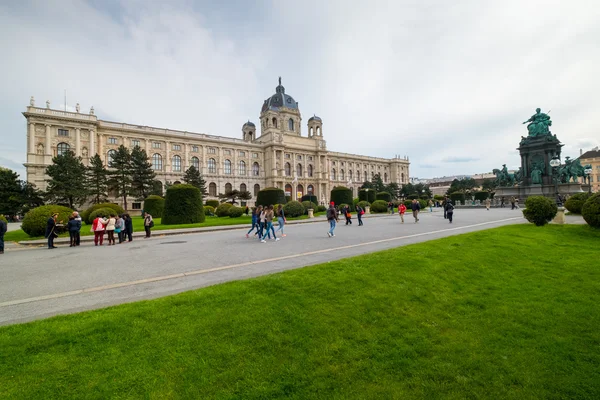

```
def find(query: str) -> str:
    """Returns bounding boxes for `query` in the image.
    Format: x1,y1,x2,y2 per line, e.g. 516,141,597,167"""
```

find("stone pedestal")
518,134,563,186
553,206,566,224
365,206,370,214
307,208,314,218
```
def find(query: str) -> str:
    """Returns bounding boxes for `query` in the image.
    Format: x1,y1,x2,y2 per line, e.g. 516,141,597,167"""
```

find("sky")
1,0,599,181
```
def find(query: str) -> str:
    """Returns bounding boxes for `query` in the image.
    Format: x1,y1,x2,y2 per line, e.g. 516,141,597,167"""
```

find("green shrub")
317,205,327,212
285,196,292,203
89,208,117,223
22,205,73,237
216,203,233,217
204,205,215,216
434,195,444,201
403,200,413,208
228,206,245,218
143,195,165,218
82,203,125,225
0,214,7,224
419,199,428,210
331,186,353,210
283,201,305,218
357,201,370,210
257,187,286,207
205,200,220,208
301,195,318,204
407,194,419,200
376,192,392,202
474,191,489,201
582,193,600,228
301,201,317,213
370,200,388,213
450,192,466,204
420,195,429,200
162,184,205,225
522,196,557,226
564,193,592,214
358,189,376,203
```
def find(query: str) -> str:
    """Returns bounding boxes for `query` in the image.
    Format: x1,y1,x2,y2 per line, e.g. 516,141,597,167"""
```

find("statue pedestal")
518,135,563,186
553,207,566,224
365,206,371,214
307,209,314,218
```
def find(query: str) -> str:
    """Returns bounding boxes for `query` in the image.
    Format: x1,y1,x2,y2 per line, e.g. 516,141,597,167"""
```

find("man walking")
356,204,364,226
500,196,505,208
0,217,7,254
411,199,420,223
485,198,491,211
327,202,339,237
445,200,455,223
443,197,448,219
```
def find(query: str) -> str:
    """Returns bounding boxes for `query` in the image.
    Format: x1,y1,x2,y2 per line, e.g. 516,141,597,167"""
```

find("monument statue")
46,100,50,109
76,103,80,113
523,108,552,137
531,164,543,184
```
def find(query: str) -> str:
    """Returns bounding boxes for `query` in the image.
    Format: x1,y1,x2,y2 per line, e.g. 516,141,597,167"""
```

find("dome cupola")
261,77,298,112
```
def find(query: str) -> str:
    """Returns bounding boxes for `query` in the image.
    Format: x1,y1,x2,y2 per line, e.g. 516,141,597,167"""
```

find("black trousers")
447,212,453,223
145,226,151,237
69,231,77,246
357,215,363,225
0,234,4,252
47,234,55,248
126,230,133,241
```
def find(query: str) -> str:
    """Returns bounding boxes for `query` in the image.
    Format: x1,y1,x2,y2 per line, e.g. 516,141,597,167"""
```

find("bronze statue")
523,108,552,137
531,164,543,184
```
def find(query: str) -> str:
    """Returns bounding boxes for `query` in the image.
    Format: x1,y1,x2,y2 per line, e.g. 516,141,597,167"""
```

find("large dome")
261,77,298,112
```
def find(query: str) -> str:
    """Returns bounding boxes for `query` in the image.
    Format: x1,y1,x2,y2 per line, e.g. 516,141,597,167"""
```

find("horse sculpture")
493,168,516,187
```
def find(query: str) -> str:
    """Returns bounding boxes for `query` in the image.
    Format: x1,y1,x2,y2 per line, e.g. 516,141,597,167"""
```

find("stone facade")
23,80,410,209
579,147,600,192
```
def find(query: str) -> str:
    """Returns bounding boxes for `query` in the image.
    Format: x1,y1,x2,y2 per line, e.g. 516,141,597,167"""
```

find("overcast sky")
1,0,599,181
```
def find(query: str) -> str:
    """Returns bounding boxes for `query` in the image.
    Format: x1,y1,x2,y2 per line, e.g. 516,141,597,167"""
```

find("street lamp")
549,156,562,206
585,167,593,194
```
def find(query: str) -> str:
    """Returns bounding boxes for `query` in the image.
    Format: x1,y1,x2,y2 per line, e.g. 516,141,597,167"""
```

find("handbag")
149,220,155,228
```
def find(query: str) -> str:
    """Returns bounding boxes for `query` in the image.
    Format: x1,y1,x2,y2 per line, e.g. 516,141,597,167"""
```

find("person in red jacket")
399,203,407,223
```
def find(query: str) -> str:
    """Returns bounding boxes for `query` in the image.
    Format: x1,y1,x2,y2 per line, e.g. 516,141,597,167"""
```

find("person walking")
510,196,516,210
429,199,434,212
344,205,352,225
500,196,505,208
67,215,81,247
411,199,420,223
246,207,259,238
73,211,82,246
445,201,455,223
326,202,339,237
275,204,286,237
399,202,407,223
45,212,61,249
261,205,280,243
0,217,7,254
124,213,133,242
356,204,364,226
93,213,107,246
443,197,448,219
257,206,266,241
143,212,153,238
388,201,394,215
485,198,491,211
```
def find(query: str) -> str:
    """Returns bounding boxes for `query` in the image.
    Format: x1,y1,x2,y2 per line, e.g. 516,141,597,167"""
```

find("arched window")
152,154,163,171
254,184,260,196
224,159,232,175
209,182,217,196
172,155,181,172
331,168,337,181
285,184,292,196
296,164,303,178
288,118,294,131
384,173,388,183
357,170,360,181
240,183,247,192
225,183,232,192
173,181,181,185
57,142,70,156
107,149,117,165
308,164,313,177
364,171,368,182
285,162,291,177
191,156,200,170
272,117,277,128
238,160,246,176
316,127,321,136
297,184,304,198
253,162,260,176
208,158,216,173
340,169,345,181
349,170,353,181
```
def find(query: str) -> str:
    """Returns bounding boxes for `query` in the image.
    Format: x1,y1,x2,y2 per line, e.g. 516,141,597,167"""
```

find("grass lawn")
1,224,599,398
5,212,326,242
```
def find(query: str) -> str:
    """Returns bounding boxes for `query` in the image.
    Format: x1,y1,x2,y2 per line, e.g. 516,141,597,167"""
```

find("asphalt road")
0,208,526,326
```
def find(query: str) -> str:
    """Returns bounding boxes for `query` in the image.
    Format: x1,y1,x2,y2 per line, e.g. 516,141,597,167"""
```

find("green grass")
1,224,599,399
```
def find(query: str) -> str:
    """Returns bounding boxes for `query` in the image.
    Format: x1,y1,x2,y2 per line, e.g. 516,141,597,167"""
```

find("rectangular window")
153,142,161,149
208,147,216,154
239,151,245,157
131,139,140,147
132,202,142,210
108,137,117,144
192,145,199,152
252,153,259,158
308,156,313,161
297,155,302,160
172,144,181,151
58,129,69,137
224,149,231,155
285,154,291,159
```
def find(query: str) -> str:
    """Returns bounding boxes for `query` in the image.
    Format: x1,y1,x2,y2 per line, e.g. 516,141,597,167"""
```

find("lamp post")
585,167,593,194
549,156,561,206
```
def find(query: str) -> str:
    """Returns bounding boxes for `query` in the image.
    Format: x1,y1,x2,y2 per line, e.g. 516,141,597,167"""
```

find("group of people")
91,213,135,246
246,205,285,243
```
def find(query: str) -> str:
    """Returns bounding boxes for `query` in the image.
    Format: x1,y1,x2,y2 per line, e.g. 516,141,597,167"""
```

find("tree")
87,154,109,204
218,189,252,204
108,145,132,210
0,167,22,217
446,178,477,195
183,166,207,196
45,150,88,209
413,183,432,198
384,182,400,199
481,178,498,192
360,181,374,190
18,181,45,214
371,173,386,192
130,146,156,200
400,182,415,198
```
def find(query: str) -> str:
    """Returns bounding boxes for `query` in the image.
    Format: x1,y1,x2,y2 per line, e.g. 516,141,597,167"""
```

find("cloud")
419,164,439,169
442,157,480,163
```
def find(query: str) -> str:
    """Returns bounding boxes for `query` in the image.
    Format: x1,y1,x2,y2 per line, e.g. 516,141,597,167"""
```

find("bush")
204,205,215,216
89,207,117,222
564,193,592,214
22,205,73,237
301,201,317,213
143,195,165,218
228,206,245,218
283,201,305,218
420,195,429,200
82,203,125,225
331,186,353,210
522,196,557,226
376,192,392,202
370,200,388,213
352,198,360,207
257,187,286,207
205,200,220,209
582,193,600,228
216,203,233,217
359,189,376,203
434,195,445,201
317,205,327,212
0,215,7,224
162,184,205,225
474,191,490,201
403,200,413,208
357,201,370,210
419,199,428,210
301,195,318,204
450,192,466,205
407,194,419,200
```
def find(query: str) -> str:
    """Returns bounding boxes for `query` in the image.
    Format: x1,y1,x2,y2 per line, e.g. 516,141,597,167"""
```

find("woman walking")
429,199,434,212
115,214,124,243
261,205,280,243
356,204,364,226
445,201,455,223
343,205,352,225
67,215,81,247
144,212,153,238
93,213,107,246
257,206,266,241
124,214,133,242
275,204,286,237
105,214,117,245
246,206,259,238
485,198,491,211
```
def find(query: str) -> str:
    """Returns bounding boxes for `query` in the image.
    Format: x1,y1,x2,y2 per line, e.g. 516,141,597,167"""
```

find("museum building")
23,79,410,209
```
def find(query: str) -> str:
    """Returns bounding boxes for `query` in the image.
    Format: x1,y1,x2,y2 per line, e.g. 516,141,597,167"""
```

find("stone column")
184,144,189,171
89,130,96,162
45,124,52,155
145,138,150,154
165,141,170,172
28,122,35,154
97,133,103,159
75,128,81,156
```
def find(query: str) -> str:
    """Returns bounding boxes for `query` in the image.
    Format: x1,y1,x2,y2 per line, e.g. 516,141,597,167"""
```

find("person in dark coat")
124,213,134,242
0,218,7,254
45,213,60,249
411,199,421,223
356,205,364,226
445,201,455,223
67,215,81,247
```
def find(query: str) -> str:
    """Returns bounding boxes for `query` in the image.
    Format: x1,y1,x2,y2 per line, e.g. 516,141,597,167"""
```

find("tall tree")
0,167,22,217
481,178,498,192
371,173,386,192
45,150,88,209
384,182,400,199
360,181,374,190
446,177,477,194
130,146,156,200
218,189,252,204
87,154,110,204
182,166,207,196
108,145,132,210
18,181,45,214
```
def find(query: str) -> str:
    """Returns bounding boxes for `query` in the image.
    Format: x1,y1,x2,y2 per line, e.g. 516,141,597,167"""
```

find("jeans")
247,221,258,235
262,222,276,240
447,212,453,223
257,222,264,239
328,219,336,236
357,214,363,225
276,217,285,234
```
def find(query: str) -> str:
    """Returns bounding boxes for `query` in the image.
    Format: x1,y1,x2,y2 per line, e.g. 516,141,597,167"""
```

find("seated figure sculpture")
523,108,552,137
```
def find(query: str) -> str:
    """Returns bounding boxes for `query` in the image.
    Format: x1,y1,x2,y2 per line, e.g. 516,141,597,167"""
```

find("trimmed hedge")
359,189,376,203
317,205,327,212
331,187,353,210
357,201,370,210
522,196,557,226
22,205,73,237
301,195,318,204
301,201,317,213
89,208,116,222
582,193,600,228
473,191,489,201
204,205,215,216
228,206,245,218
216,203,233,217
450,192,466,204
376,192,392,202
284,201,305,218
564,193,592,214
257,187,286,207
82,203,125,225
370,200,388,213
205,200,220,209
162,184,205,225
407,195,419,200
143,195,165,219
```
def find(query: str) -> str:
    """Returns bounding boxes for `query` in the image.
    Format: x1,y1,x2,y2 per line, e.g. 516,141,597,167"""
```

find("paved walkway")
0,209,530,326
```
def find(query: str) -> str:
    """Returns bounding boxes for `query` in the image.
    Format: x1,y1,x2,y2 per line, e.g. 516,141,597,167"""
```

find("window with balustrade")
152,154,163,170
58,129,69,137
285,162,291,176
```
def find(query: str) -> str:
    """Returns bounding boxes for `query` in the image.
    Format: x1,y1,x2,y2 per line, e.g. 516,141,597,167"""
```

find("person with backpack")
326,202,339,237
411,199,420,223
143,212,153,238
445,200,455,223
399,202,407,223
115,214,125,243
356,205,364,226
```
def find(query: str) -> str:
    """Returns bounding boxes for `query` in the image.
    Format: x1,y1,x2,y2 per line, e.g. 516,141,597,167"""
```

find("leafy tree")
130,146,156,200
446,178,477,195
87,154,109,204
0,167,22,217
400,182,415,198
151,180,164,196
218,189,252,204
18,182,45,214
45,150,88,209
481,178,498,192
413,183,432,198
183,166,207,196
108,145,132,210
384,182,400,199
360,181,374,190
371,173,386,192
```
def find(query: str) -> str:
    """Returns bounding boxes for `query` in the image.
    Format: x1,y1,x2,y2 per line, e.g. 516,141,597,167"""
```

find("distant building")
579,147,600,192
